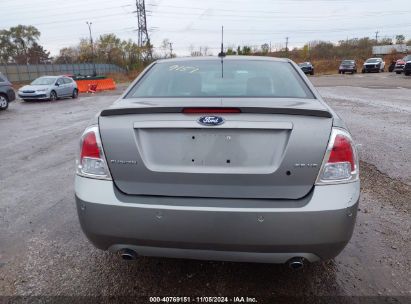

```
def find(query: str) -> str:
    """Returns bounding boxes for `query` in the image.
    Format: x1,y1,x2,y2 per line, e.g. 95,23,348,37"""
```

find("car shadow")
90,251,342,297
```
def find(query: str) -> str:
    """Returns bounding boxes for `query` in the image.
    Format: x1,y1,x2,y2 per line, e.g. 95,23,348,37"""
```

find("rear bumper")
75,176,359,263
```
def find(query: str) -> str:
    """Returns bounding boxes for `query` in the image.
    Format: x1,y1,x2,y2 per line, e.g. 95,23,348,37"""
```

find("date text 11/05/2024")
149,296,258,303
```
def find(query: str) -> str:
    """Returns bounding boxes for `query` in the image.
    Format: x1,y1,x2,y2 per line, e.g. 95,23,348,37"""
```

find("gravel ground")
0,75,410,302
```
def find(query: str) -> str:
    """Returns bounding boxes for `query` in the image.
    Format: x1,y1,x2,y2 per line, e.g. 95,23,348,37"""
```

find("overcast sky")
1,0,410,56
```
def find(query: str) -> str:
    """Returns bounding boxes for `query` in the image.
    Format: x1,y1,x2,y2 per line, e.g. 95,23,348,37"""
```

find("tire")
0,94,9,110
310,71,314,75
49,90,57,101
396,71,401,74
361,70,365,73
342,71,345,74
72,89,78,99
405,72,410,76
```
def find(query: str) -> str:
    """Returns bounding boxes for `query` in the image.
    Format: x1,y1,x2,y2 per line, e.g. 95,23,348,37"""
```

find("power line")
1,2,132,19
4,3,411,22
147,3,411,19
30,12,134,27
147,11,411,24
1,0,130,10
153,22,411,36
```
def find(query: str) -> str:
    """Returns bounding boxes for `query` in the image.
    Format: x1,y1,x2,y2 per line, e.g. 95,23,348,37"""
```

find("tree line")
54,35,152,70
229,36,411,62
0,25,153,70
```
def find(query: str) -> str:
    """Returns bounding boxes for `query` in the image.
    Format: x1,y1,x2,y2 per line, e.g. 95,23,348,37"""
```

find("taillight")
316,128,359,184
76,126,111,180
80,132,100,159
328,135,355,171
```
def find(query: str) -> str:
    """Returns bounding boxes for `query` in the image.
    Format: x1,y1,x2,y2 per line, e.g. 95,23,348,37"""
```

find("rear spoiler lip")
100,107,332,118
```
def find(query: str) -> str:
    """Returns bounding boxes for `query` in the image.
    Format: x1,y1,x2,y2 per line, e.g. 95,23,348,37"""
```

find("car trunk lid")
99,98,332,199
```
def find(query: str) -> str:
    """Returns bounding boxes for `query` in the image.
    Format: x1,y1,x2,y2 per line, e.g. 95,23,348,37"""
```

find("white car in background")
18,75,78,101
361,58,385,73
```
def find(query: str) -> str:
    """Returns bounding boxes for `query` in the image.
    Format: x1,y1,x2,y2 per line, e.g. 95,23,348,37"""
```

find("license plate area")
134,128,290,174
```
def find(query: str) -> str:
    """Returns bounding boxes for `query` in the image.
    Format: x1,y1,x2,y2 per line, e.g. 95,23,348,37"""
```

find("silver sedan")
75,56,360,269
18,75,78,101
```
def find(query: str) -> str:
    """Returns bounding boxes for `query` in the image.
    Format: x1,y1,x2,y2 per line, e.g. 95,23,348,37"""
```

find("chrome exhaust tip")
118,248,138,261
288,257,305,270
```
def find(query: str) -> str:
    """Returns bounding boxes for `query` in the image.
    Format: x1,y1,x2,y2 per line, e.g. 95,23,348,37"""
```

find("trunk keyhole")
226,159,231,164
286,171,291,176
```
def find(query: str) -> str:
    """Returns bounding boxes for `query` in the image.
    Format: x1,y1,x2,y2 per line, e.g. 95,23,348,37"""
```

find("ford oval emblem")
198,116,225,126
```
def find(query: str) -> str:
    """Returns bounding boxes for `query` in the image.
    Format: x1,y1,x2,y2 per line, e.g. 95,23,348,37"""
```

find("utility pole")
285,37,289,56
86,21,97,76
135,0,152,60
375,30,379,44
169,42,173,58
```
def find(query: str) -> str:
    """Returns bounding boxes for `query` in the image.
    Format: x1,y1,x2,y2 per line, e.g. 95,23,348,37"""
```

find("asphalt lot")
0,73,410,301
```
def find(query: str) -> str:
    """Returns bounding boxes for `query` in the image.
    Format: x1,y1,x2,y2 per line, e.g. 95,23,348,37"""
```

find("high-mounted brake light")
182,107,241,114
316,128,359,184
76,126,111,180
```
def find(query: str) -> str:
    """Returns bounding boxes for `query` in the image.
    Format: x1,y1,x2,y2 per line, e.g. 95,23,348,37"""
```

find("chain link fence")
0,63,126,82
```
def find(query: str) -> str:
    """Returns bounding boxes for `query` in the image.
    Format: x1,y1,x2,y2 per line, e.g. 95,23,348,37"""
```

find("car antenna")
218,26,225,78
218,26,226,58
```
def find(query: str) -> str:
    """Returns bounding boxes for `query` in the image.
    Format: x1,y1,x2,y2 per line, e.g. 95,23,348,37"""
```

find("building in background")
372,44,411,56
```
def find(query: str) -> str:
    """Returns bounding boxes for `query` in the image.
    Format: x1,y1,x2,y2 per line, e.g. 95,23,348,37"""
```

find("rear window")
127,60,314,99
